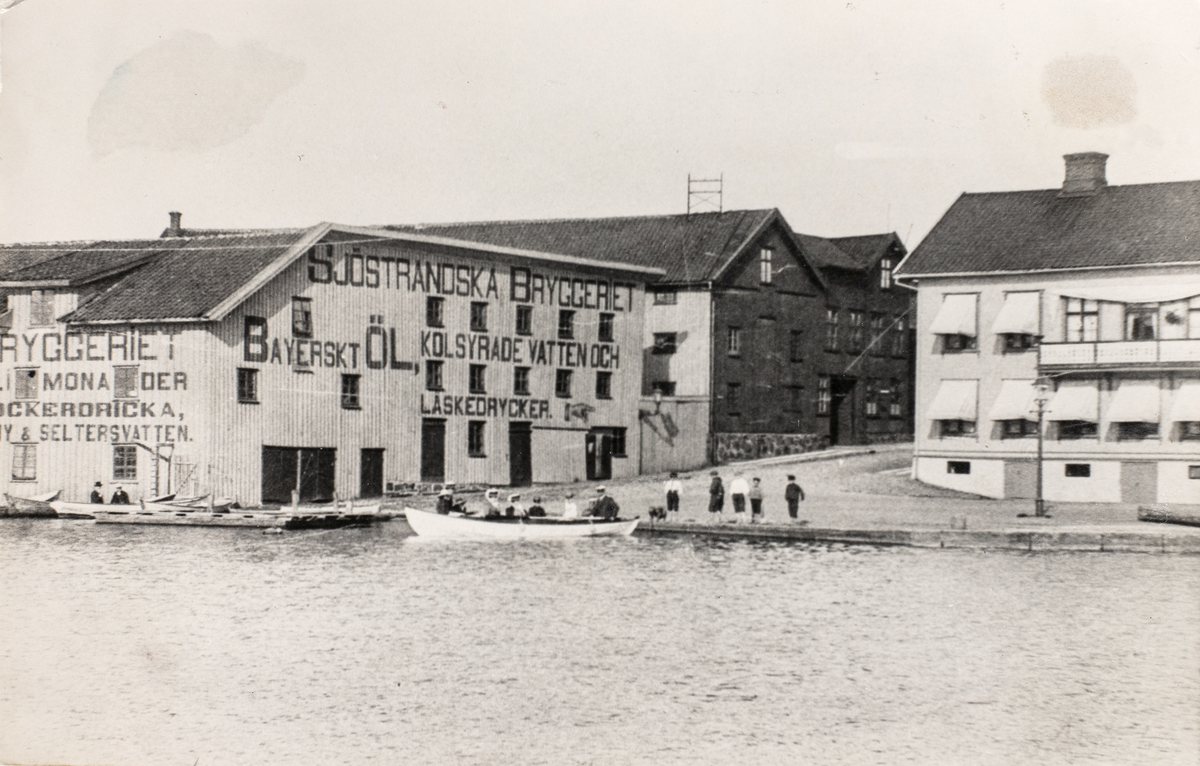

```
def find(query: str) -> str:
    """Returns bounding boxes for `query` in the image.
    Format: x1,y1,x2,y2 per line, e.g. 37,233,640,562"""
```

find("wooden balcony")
1039,339,1200,371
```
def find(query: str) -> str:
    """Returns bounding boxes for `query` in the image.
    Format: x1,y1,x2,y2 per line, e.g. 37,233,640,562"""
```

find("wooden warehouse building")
0,219,660,505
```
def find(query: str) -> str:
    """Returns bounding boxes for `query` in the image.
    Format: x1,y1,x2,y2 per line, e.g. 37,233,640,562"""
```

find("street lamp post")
1033,376,1052,518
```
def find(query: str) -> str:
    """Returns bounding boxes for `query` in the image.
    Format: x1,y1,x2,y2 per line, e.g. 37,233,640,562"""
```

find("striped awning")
928,293,977,336
1168,380,1200,422
988,379,1038,421
991,292,1040,336
1106,381,1161,423
1045,380,1098,422
927,379,978,421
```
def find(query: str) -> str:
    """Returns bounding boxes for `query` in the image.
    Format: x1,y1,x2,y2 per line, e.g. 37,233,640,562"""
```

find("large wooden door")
421,419,446,483
299,448,336,503
509,422,532,486
262,446,299,504
585,429,613,481
263,447,336,504
360,449,384,498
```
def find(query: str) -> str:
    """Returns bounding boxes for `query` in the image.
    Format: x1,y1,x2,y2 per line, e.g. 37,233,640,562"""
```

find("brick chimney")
166,211,183,237
1059,152,1108,197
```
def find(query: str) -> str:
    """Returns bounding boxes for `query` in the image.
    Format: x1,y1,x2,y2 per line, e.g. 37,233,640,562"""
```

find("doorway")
360,448,384,498
261,446,337,504
829,377,857,446
420,419,446,483
509,422,532,486
586,429,613,481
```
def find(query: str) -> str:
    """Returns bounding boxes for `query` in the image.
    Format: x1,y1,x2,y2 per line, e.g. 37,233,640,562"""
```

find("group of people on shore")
665,470,805,524
434,485,621,521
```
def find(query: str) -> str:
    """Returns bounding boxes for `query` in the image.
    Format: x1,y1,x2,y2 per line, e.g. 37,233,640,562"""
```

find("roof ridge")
385,208,777,230
961,178,1200,197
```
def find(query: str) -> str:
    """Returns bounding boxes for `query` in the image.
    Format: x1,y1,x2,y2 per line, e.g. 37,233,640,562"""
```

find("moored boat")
3,490,61,518
404,506,638,539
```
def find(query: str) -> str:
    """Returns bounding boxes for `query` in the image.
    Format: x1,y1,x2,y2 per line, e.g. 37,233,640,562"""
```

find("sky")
1,0,1198,249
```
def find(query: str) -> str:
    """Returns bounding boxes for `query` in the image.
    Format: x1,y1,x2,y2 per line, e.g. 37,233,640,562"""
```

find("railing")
1039,339,1200,368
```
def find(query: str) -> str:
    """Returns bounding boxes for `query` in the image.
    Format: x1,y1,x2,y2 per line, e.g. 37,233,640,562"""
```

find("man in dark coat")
784,474,805,522
591,487,619,520
90,482,105,504
110,486,131,505
708,471,724,524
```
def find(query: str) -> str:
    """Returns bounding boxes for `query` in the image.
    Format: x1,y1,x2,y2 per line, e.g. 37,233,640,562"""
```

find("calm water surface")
1,519,1197,766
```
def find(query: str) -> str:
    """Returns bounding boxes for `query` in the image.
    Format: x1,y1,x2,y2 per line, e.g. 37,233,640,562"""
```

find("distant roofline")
896,260,1200,282
378,208,777,232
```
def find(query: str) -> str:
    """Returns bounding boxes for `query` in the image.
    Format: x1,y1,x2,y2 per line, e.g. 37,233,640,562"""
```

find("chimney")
1059,152,1108,197
167,211,183,237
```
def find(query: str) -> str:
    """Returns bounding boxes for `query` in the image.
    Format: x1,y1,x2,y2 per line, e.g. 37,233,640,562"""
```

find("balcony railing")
1039,339,1200,368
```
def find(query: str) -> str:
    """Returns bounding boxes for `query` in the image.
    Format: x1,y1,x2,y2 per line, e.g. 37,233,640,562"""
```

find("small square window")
468,421,486,457
1117,422,1159,440
558,310,575,340
652,381,676,396
653,333,677,354
341,374,361,409
946,461,971,475
555,369,573,398
515,305,533,336
425,360,444,391
470,302,488,333
14,368,38,400
113,366,139,400
12,443,36,481
1003,334,1038,351
237,368,259,403
292,297,313,337
113,444,137,481
942,334,977,352
469,364,487,394
652,289,677,305
1058,421,1098,440
1065,463,1091,478
1002,419,1038,438
598,313,615,343
1188,465,1200,480
426,297,444,328
1181,422,1200,441
940,419,977,437
727,327,741,356
513,367,530,396
596,371,613,399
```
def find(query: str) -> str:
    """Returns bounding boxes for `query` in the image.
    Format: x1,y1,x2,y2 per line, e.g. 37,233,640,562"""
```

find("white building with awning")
897,152,1200,504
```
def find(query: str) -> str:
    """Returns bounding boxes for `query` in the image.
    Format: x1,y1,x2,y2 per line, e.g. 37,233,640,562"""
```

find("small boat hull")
4,491,61,517
404,507,638,539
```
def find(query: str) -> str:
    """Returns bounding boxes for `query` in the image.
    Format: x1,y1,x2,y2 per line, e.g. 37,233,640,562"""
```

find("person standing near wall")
664,472,682,516
729,473,749,524
785,474,805,523
708,471,724,524
748,477,764,523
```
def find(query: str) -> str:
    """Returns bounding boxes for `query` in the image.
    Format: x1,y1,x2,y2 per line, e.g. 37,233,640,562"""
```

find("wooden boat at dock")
3,491,61,518
404,506,638,539
85,499,386,529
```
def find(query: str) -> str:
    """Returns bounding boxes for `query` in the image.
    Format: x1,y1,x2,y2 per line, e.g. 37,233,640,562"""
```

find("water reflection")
0,519,1196,765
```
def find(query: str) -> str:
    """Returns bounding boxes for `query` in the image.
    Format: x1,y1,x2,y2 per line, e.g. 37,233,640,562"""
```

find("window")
651,381,676,396
596,371,613,399
14,368,38,400
598,313,614,342
555,369,572,398
426,297,444,328
470,302,488,333
558,310,575,340
513,367,530,396
652,333,677,354
825,309,839,351
790,331,804,363
468,364,487,394
341,374,361,409
727,327,741,356
610,427,627,457
946,461,971,475
1189,465,1200,480
727,382,741,413
292,297,313,337
237,368,258,403
12,444,35,481
1065,463,1091,478
113,445,137,480
847,311,864,353
1058,420,1098,440
1125,304,1157,341
939,420,977,437
652,289,677,305
113,366,139,399
880,258,893,290
1065,298,1099,342
1117,422,1159,440
30,290,55,327
888,379,903,417
942,333,977,352
1003,333,1038,351
515,305,533,336
817,376,831,415
865,379,879,417
869,314,885,356
1002,419,1039,438
425,360,444,391
1181,422,1200,441
468,421,486,457
760,247,773,284
787,385,804,412
891,316,907,357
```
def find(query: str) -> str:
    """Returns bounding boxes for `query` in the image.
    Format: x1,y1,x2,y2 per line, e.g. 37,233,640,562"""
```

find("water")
1,519,1197,766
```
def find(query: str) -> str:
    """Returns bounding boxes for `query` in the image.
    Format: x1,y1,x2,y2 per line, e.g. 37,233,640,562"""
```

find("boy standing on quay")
749,477,764,523
664,472,682,516
708,471,724,524
785,475,805,522
729,473,750,523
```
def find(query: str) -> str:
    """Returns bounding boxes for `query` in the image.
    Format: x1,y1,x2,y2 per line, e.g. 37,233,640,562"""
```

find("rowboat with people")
403,506,638,539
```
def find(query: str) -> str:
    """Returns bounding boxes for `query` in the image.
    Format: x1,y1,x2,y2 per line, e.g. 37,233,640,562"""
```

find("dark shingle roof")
793,233,863,271
382,210,779,283
899,180,1200,276
67,231,310,322
827,233,901,270
3,239,186,284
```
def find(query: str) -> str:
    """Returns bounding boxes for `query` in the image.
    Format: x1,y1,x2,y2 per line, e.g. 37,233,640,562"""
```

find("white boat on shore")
404,506,639,539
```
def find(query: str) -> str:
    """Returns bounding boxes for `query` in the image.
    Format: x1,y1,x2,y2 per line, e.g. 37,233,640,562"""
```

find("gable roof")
898,180,1200,278
827,233,904,270
380,209,828,289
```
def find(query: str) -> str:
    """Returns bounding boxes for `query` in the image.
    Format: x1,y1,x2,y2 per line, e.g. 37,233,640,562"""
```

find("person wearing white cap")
561,492,579,519
436,486,455,514
592,486,619,521
505,493,526,518
479,488,503,518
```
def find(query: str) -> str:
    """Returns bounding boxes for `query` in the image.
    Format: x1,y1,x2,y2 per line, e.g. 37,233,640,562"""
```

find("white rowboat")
404,506,638,539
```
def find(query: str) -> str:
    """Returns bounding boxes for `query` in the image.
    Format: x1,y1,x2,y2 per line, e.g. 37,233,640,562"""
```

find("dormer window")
879,258,893,290
759,248,773,285
30,290,55,327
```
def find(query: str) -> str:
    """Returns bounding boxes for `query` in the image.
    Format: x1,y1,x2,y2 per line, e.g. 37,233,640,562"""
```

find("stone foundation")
712,432,826,464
